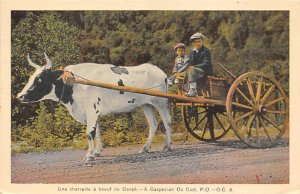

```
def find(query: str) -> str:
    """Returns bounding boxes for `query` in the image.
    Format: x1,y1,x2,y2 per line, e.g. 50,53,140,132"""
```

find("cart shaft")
74,79,226,106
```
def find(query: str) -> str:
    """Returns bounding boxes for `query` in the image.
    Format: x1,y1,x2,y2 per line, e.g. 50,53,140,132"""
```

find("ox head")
17,53,61,103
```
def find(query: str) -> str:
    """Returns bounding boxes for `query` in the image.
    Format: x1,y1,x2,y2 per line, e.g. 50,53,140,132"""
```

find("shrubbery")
12,102,85,153
12,102,187,153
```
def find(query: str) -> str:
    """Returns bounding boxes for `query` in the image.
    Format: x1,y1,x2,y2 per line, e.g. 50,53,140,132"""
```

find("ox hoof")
94,153,101,157
139,146,150,154
83,156,95,162
163,146,171,152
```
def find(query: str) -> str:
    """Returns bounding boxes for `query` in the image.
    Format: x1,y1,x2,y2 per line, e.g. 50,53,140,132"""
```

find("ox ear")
27,54,41,69
44,53,53,69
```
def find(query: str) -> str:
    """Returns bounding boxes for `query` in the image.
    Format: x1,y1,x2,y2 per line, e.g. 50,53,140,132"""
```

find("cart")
72,64,289,148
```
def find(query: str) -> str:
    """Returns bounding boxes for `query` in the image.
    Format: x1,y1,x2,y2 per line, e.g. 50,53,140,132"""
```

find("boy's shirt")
189,46,213,76
172,55,190,73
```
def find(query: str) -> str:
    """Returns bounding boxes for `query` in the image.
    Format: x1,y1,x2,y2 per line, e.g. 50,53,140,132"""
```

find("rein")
71,73,90,81
144,83,167,90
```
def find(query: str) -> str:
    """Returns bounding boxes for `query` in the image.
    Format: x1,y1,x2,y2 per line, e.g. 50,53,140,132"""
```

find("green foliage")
100,109,148,147
213,12,289,82
77,11,289,86
12,102,85,152
11,11,81,125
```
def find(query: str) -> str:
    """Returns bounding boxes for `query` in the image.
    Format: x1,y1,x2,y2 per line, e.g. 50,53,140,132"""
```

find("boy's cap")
174,43,186,51
190,32,205,42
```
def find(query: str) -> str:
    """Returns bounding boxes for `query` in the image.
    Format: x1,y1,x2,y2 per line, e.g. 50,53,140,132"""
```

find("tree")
11,12,81,125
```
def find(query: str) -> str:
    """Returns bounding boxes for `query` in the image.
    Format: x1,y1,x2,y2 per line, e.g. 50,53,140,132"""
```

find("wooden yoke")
60,71,75,86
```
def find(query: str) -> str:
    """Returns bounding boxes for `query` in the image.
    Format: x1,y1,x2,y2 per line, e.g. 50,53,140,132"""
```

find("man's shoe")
185,89,198,97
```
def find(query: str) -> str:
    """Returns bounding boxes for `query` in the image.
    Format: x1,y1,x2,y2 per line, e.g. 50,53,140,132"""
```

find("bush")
12,102,85,153
11,104,193,153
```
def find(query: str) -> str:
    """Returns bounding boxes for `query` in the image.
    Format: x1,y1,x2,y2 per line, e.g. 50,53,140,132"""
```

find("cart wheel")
226,71,289,148
182,105,231,142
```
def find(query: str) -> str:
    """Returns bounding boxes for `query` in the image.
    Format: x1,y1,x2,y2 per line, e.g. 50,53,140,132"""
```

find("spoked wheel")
226,72,289,148
182,105,231,142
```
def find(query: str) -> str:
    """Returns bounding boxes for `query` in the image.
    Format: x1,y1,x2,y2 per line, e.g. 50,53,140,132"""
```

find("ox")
17,54,172,161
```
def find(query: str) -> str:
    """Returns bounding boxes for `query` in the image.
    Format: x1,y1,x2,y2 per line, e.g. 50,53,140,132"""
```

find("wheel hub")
254,104,266,115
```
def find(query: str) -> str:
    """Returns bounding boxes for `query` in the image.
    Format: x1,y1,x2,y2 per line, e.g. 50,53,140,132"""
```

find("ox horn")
44,53,53,69
27,54,40,69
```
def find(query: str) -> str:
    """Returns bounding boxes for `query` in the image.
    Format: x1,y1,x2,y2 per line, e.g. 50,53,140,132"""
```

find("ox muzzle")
16,92,30,103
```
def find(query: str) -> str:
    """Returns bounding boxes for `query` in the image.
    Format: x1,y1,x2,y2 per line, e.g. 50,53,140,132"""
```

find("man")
185,32,213,97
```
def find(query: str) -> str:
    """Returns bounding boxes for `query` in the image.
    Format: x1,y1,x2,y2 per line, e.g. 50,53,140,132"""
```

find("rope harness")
59,71,75,103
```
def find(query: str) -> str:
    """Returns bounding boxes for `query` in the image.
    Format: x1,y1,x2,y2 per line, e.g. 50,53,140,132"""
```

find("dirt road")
11,139,288,184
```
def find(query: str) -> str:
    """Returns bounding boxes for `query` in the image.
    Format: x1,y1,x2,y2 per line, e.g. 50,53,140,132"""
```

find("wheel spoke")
242,114,256,137
265,110,287,114
232,102,253,110
246,78,256,102
218,112,227,117
234,111,253,123
201,119,209,138
208,114,215,139
258,116,272,141
191,109,206,123
219,111,234,117
214,113,228,132
256,76,263,103
261,84,276,104
261,115,282,132
264,97,284,107
191,114,206,131
197,110,207,115
236,87,254,106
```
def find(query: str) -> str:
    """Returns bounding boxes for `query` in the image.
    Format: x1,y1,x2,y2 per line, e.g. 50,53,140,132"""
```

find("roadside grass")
11,126,289,155
11,132,198,155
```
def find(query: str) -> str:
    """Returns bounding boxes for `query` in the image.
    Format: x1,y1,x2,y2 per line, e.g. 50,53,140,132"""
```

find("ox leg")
95,121,103,157
153,101,172,151
140,104,158,153
84,115,99,162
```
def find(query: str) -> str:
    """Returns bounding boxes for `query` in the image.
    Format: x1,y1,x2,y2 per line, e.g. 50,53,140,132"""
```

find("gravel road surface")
11,139,289,184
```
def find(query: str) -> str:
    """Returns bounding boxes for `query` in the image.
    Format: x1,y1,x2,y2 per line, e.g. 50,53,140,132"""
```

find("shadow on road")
91,144,233,165
89,138,288,166
213,138,289,149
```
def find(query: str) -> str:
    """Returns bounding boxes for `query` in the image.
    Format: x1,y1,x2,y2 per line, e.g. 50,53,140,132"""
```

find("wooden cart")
72,64,289,148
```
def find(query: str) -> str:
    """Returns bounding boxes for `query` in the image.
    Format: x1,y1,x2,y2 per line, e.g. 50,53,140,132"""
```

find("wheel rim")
226,72,289,148
182,105,231,142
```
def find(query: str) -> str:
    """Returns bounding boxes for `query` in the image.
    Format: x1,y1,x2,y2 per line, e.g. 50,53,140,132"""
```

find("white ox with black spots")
17,54,172,161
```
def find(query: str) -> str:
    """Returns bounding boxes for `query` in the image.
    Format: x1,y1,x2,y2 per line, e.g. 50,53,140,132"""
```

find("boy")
167,43,190,86
185,32,213,97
